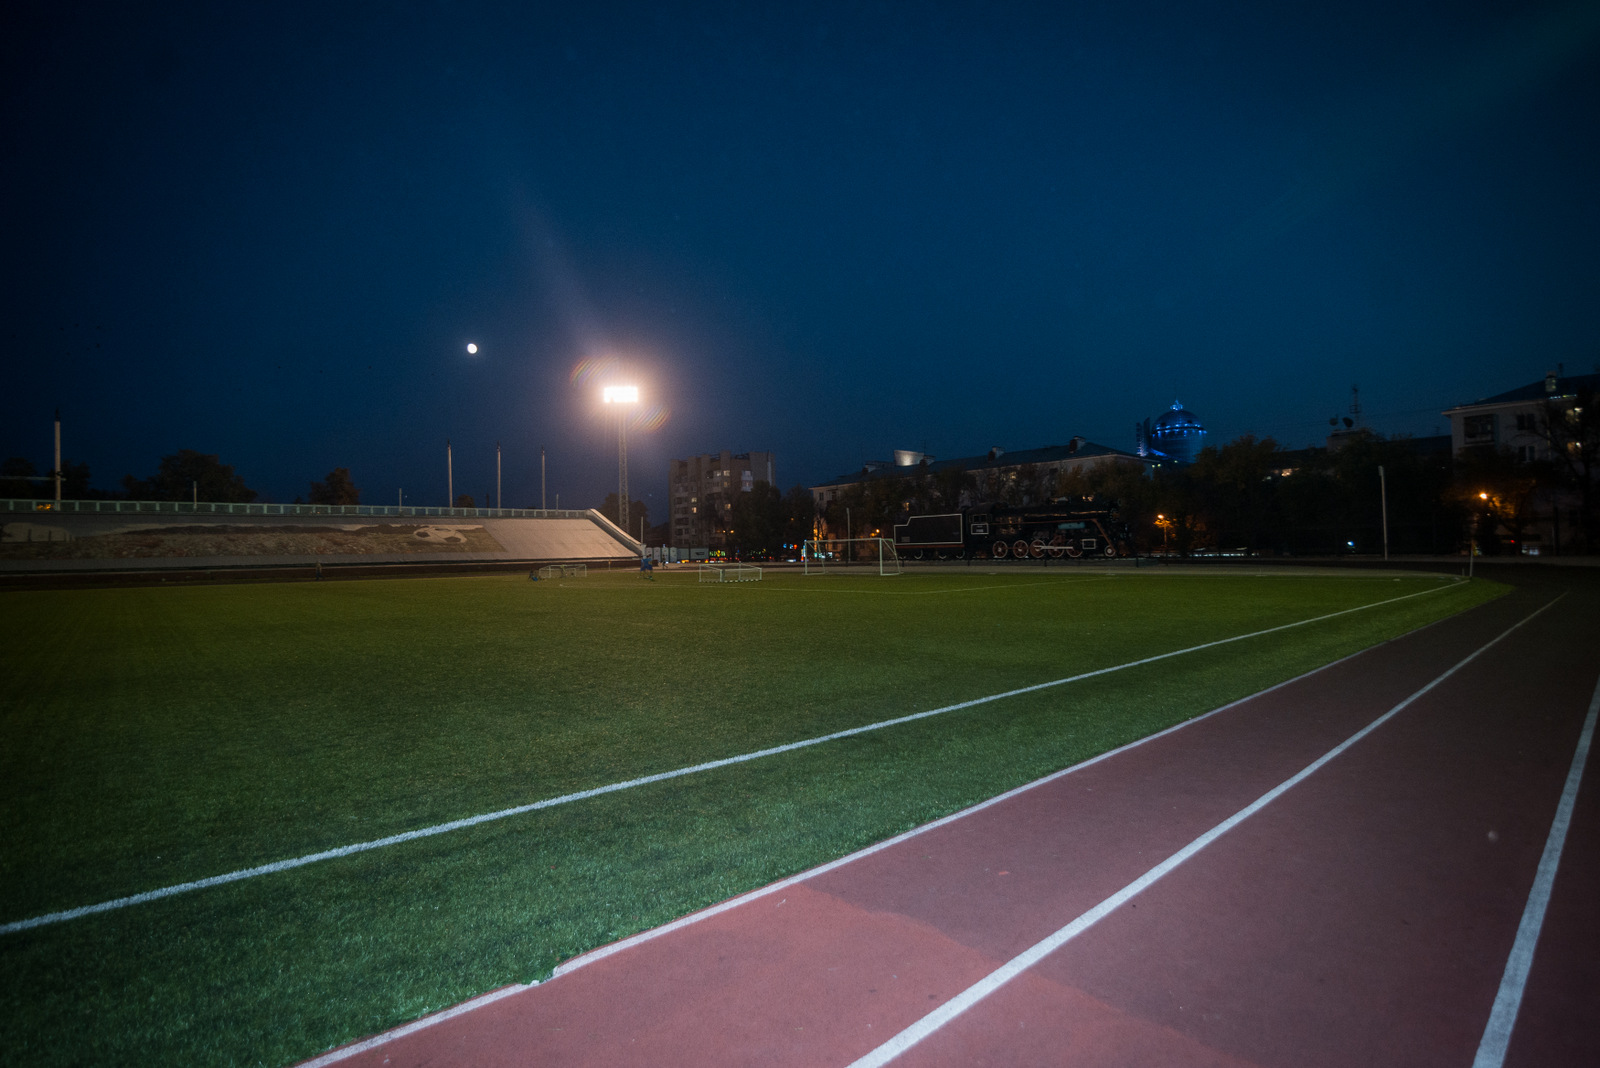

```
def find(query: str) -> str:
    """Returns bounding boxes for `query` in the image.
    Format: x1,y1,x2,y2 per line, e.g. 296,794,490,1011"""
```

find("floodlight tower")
603,385,639,530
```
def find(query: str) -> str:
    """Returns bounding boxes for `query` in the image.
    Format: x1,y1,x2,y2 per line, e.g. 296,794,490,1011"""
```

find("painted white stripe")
1472,661,1599,1068
552,641,1373,979
295,983,534,1068
846,595,1560,1068
1,582,1450,935
295,598,1431,1064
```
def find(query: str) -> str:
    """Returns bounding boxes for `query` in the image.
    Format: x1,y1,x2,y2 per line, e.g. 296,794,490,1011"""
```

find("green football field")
0,566,1502,1067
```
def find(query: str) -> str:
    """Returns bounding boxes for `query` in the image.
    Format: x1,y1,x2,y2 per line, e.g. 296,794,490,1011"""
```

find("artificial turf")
0,565,1503,1066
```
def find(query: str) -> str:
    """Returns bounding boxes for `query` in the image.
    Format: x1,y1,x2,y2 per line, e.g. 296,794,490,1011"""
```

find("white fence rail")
0,498,589,520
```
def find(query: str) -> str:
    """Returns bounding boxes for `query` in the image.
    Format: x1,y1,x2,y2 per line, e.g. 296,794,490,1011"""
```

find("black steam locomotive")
891,498,1130,560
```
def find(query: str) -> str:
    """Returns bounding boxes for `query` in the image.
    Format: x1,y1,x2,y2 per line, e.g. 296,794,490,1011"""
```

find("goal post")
698,563,763,583
802,538,903,576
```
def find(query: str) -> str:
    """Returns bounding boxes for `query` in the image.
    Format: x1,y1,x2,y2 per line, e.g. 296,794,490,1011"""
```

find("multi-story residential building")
810,437,1149,516
668,450,776,551
1443,369,1599,555
1442,370,1600,462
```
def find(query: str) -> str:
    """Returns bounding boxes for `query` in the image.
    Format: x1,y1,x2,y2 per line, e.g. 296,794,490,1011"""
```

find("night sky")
4,1,1598,512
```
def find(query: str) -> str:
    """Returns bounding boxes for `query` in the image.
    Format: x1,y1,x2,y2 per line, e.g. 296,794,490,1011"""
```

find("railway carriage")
892,498,1130,560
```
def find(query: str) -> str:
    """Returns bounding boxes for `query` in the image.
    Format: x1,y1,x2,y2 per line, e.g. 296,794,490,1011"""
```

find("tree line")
791,398,1598,559
0,449,358,506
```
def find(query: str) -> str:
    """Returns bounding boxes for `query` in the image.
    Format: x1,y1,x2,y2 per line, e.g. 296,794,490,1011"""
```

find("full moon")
466,342,478,354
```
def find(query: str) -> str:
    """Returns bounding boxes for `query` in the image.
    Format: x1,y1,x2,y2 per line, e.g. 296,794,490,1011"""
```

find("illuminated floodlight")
466,342,478,354
603,385,639,403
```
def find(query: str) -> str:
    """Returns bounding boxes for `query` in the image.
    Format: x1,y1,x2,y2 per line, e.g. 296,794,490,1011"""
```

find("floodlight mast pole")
496,442,502,510
602,386,638,530
53,408,61,503
1379,465,1389,562
541,447,546,511
447,440,453,507
618,412,629,530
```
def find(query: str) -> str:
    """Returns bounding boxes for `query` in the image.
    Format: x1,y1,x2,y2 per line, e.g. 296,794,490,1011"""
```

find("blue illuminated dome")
1143,400,1206,464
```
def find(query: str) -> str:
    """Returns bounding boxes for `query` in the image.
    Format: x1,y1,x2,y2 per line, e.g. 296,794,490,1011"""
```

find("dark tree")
122,450,257,502
1189,436,1279,553
1451,446,1544,555
1539,386,1600,551
59,460,91,499
730,480,785,556
781,483,818,550
454,494,476,508
308,467,360,505
598,493,648,534
1,457,41,498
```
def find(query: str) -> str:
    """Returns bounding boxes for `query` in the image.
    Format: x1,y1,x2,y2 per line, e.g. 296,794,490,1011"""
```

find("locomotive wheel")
1066,544,1082,558
1103,543,1117,557
913,549,924,560
992,540,1009,558
1012,539,1030,559
1030,539,1046,558
1047,544,1065,558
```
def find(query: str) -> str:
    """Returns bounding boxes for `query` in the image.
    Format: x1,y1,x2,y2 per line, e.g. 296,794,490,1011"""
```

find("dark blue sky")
4,1,1598,511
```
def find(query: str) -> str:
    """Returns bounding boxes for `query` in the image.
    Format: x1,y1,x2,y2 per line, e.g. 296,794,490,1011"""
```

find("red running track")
305,570,1599,1068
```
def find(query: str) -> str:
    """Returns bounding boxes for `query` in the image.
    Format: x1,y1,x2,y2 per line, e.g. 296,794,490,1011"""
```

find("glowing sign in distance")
603,385,639,403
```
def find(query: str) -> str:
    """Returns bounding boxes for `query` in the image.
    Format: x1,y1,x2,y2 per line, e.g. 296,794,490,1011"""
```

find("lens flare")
632,403,670,433
569,355,622,388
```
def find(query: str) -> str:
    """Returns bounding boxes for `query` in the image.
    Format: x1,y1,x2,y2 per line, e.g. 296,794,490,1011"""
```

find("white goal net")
698,563,763,583
802,538,903,576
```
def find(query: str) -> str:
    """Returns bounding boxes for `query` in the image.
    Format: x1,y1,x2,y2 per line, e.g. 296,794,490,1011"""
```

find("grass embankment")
0,568,1503,1066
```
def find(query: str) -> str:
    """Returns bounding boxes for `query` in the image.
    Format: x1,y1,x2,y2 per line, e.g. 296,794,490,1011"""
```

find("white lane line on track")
1472,657,1599,1068
293,983,534,1068
0,582,1451,936
293,611,1403,1068
845,594,1562,1068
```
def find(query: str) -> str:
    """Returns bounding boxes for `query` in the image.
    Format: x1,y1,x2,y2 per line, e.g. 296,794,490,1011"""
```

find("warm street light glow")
603,385,639,404
1478,492,1489,500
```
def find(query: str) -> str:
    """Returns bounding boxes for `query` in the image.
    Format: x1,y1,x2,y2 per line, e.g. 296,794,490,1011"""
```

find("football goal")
698,563,763,583
802,538,903,576
536,563,588,579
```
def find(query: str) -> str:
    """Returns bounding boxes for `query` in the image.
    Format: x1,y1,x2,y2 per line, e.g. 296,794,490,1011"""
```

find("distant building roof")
812,439,1144,490
1446,372,1600,410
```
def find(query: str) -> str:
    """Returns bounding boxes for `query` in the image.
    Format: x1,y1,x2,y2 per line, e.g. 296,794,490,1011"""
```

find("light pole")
603,385,638,530
1379,465,1388,562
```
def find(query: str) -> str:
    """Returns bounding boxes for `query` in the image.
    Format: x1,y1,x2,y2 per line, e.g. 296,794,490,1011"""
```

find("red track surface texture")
311,575,1599,1068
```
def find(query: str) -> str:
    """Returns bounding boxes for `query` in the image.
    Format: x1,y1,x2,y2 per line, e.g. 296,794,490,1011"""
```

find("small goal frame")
698,563,763,583
537,563,588,579
802,538,904,576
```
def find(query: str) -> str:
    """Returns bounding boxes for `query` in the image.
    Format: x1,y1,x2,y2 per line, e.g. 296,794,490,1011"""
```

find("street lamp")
603,385,639,530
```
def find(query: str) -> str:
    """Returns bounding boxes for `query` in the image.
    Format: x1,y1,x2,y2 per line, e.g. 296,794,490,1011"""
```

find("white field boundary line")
296,582,1499,1068
1472,656,1599,1068
549,641,1373,979
294,984,535,1068
846,593,1563,1068
1,582,1453,936
295,620,1388,1068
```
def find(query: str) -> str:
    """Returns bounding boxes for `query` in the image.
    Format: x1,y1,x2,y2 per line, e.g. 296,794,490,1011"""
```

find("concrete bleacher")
0,500,642,573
